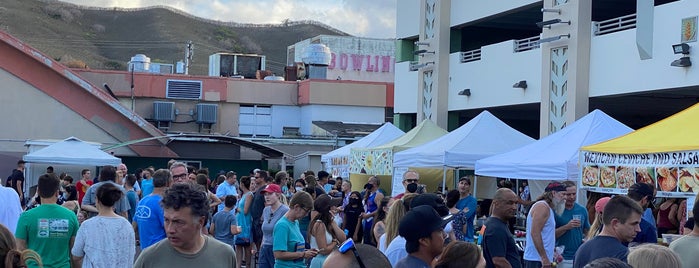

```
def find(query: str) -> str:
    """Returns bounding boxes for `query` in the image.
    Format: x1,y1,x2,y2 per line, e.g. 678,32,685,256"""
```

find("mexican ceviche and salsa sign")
580,151,699,198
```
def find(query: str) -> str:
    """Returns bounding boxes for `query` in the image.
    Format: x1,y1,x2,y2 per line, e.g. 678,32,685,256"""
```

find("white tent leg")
474,175,478,198
442,166,447,194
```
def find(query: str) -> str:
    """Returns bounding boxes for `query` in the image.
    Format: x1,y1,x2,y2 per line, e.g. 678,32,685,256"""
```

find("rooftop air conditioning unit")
153,101,175,122
196,104,218,124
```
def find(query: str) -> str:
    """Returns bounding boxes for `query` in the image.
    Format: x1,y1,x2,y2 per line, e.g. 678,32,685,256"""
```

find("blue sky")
60,0,397,38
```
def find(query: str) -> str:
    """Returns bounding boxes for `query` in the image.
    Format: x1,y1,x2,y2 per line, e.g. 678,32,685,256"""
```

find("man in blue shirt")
554,181,590,261
456,176,477,242
216,171,238,212
626,182,657,245
134,169,172,249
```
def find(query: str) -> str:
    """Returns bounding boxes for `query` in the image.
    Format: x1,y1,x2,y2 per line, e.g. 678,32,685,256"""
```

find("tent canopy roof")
367,119,448,152
475,110,632,180
321,123,405,163
23,137,121,166
583,102,699,154
394,111,535,168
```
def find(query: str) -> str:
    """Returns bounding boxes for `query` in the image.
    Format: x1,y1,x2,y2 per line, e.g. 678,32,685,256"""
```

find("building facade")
394,0,699,138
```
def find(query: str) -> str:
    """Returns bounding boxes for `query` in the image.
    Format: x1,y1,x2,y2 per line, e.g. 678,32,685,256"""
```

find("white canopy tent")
321,123,404,178
394,110,535,169
23,137,121,166
393,111,535,196
475,110,632,200
22,137,121,197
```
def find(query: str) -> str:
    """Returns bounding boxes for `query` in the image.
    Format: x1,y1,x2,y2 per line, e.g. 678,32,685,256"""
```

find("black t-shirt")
685,217,694,230
9,169,24,195
482,216,522,268
343,203,364,236
250,185,266,222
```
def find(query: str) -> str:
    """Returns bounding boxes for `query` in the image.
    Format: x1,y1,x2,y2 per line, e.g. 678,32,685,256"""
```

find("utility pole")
184,41,193,75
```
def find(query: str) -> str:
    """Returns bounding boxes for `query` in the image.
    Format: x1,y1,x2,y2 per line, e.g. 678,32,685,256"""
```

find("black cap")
411,193,449,217
399,205,453,241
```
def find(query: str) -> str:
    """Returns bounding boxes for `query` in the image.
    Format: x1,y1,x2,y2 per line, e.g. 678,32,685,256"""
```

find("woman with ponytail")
0,224,42,268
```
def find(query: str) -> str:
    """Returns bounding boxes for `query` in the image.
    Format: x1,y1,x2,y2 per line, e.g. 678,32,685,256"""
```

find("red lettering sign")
340,54,348,70
381,56,391,72
328,53,336,69
350,54,363,71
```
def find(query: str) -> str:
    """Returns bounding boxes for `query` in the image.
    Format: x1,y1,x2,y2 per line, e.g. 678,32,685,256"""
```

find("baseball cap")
261,184,282,194
399,205,453,241
595,197,611,213
253,168,261,174
411,193,449,217
545,181,567,192
314,194,343,213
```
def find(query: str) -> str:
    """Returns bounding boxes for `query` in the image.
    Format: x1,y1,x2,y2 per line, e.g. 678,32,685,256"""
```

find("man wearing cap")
384,193,449,266
523,181,567,268
456,176,477,242
554,181,590,261
216,171,238,212
573,196,642,268
626,182,657,245
394,205,452,268
483,188,522,268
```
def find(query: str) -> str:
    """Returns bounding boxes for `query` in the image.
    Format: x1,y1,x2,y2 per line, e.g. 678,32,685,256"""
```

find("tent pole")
474,174,478,199
442,166,447,194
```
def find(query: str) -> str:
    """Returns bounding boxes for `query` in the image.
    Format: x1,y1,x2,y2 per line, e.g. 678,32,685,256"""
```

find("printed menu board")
579,151,699,198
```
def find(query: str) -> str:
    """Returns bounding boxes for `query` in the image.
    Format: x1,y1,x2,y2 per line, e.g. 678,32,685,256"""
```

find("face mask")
407,183,418,193
364,183,373,190
350,198,361,205
295,186,303,192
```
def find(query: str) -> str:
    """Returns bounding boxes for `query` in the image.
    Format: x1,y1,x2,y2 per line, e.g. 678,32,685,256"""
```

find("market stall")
321,122,404,178
475,110,632,200
580,103,699,199
349,119,447,193
393,110,535,196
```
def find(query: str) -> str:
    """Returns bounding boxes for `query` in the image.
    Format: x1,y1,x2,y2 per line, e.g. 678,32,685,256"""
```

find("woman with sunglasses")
258,184,290,268
273,191,318,268
309,194,347,268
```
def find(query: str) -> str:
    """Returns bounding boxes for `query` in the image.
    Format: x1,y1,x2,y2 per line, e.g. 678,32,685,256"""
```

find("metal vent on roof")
153,101,175,122
166,79,202,99
196,103,218,124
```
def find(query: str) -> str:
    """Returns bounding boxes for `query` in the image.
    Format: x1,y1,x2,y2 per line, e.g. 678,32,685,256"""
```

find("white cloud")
59,0,397,38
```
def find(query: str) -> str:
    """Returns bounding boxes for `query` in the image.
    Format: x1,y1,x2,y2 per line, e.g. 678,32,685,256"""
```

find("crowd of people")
0,159,697,268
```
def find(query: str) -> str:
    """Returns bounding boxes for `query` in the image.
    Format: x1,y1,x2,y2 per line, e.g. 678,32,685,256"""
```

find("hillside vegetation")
0,0,347,75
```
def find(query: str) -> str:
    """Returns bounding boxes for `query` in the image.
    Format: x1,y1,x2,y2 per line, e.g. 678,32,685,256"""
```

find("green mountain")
0,0,348,75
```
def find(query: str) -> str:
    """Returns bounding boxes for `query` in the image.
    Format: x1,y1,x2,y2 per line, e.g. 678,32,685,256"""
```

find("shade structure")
23,137,121,166
349,119,447,175
583,102,699,153
321,122,405,178
475,110,632,180
394,110,535,169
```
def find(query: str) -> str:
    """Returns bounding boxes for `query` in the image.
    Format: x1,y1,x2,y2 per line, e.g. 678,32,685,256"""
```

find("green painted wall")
396,39,418,63
393,113,416,132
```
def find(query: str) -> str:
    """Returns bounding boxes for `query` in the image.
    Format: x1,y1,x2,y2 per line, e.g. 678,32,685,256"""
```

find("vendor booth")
475,110,632,199
349,120,447,194
22,137,121,197
580,103,699,199
393,111,535,197
321,122,404,179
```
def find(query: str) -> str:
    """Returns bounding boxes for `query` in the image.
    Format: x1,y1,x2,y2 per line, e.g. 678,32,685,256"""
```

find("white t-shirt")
72,216,136,268
378,233,387,253
384,235,407,267
0,187,22,232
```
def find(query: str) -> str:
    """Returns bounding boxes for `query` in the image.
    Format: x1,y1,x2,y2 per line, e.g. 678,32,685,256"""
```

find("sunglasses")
405,179,418,183
268,211,274,224
338,238,366,268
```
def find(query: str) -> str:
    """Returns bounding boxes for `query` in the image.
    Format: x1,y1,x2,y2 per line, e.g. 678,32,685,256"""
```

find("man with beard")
554,181,590,261
523,181,567,268
626,182,657,245
456,176,477,242
393,171,420,201
483,188,522,268
573,195,642,268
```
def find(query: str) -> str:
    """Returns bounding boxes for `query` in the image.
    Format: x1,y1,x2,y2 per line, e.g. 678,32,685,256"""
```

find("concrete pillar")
539,0,592,137
416,0,450,130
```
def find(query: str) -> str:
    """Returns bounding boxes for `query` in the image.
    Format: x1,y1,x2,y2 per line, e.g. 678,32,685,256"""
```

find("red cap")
595,197,611,213
261,184,283,194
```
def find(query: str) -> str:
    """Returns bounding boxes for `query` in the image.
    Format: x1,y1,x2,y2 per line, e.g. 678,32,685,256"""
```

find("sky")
60,0,397,38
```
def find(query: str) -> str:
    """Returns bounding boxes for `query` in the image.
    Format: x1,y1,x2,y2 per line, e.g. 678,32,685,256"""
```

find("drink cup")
573,215,582,221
